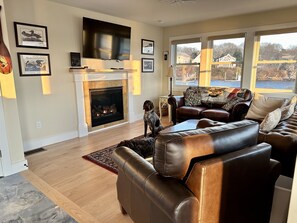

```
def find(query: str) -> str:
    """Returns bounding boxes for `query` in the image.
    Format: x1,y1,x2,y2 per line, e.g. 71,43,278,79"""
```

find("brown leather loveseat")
112,120,280,223
168,86,252,124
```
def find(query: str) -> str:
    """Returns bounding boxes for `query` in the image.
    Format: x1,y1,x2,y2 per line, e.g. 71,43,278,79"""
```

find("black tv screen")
82,17,131,60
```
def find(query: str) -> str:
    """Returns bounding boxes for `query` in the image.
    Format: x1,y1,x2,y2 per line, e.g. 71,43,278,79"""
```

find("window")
172,39,201,86
254,30,297,92
208,35,245,88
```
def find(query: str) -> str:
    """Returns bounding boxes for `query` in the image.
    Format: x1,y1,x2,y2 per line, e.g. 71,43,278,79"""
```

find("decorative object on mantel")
141,39,154,55
70,52,81,67
167,65,174,96
17,52,51,76
0,6,12,74
142,58,154,73
14,22,49,49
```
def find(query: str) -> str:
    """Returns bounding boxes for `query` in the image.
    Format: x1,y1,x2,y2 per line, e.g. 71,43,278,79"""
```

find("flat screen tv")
82,17,131,60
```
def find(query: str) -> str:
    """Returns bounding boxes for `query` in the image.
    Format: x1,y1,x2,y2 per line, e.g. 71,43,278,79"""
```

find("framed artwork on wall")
141,39,154,55
142,58,154,73
17,53,51,76
14,22,49,49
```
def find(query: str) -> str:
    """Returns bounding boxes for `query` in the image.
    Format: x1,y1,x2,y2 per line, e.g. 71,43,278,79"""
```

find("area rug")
83,144,120,174
82,135,155,174
0,173,77,223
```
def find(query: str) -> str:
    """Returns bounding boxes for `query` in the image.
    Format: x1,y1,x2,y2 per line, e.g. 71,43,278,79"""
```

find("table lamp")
167,65,174,96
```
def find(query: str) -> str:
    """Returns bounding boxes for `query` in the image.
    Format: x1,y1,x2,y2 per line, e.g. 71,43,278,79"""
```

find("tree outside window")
254,32,297,91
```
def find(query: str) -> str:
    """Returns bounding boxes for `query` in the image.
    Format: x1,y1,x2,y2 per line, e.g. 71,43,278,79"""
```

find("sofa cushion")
260,108,282,132
176,106,207,118
154,120,259,180
201,109,230,122
245,93,286,121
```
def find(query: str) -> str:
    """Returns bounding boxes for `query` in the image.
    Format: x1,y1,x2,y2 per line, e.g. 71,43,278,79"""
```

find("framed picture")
142,58,154,73
17,53,51,76
14,22,49,49
141,39,154,55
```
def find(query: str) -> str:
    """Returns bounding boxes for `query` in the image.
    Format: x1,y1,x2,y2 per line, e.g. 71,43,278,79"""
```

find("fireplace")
90,87,124,127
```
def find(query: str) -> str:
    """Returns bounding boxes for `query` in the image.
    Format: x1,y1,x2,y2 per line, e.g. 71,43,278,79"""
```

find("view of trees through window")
255,32,297,90
175,42,201,86
211,37,245,87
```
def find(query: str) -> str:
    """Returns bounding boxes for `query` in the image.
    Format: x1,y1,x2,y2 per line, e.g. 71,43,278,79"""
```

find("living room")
1,0,297,222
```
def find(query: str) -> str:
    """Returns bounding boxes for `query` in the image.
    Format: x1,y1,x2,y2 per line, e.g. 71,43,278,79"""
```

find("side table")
159,95,172,123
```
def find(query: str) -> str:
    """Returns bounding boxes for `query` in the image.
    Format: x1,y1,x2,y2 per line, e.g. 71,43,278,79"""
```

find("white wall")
4,0,163,151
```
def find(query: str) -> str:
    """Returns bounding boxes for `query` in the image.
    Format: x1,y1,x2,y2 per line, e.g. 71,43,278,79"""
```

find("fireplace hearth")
90,87,124,127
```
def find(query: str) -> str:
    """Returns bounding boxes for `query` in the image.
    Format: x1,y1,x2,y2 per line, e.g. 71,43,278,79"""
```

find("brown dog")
143,100,164,137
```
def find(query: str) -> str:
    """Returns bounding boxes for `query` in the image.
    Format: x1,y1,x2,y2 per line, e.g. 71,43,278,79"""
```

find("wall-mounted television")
82,17,131,60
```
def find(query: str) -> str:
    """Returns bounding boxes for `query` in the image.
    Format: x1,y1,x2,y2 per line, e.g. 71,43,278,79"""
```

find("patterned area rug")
82,135,155,174
83,144,119,174
0,173,77,223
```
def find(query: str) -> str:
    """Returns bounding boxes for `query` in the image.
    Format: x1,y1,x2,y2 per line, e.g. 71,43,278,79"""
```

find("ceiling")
48,0,297,27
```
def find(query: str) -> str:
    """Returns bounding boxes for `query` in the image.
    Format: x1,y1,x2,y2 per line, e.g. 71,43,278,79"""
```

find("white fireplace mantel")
71,68,136,137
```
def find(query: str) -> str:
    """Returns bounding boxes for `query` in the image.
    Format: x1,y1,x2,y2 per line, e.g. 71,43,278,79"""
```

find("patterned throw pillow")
280,101,296,121
260,108,281,132
184,87,202,106
222,97,244,111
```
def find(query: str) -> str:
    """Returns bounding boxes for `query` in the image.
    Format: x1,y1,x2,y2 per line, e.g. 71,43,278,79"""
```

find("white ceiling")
48,0,297,27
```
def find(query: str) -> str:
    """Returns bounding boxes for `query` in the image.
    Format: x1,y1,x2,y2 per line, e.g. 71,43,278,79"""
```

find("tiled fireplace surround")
72,69,135,137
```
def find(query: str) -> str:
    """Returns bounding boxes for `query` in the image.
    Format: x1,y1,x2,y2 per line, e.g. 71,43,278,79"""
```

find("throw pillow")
245,93,286,121
284,95,297,106
184,87,202,106
260,108,281,132
280,101,296,121
222,97,244,111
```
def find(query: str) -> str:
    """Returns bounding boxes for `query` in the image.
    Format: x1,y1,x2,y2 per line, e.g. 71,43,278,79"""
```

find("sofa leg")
120,205,127,215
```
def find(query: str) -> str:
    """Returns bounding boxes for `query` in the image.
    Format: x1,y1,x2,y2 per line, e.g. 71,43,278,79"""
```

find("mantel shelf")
69,68,136,73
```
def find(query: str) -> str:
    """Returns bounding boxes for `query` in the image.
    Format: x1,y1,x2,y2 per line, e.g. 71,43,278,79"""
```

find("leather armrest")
231,100,252,121
112,146,199,223
168,95,184,108
168,96,185,124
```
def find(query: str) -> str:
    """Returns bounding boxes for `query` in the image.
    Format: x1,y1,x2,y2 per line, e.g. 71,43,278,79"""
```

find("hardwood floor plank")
24,118,171,223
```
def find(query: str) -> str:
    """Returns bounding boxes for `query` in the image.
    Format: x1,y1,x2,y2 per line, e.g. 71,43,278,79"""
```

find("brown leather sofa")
258,106,297,178
112,120,280,223
168,86,252,124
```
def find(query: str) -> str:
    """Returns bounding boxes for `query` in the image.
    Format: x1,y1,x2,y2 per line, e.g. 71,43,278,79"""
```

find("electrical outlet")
36,121,42,129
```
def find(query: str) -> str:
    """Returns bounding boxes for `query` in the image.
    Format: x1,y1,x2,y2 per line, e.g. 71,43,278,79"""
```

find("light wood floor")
21,117,171,223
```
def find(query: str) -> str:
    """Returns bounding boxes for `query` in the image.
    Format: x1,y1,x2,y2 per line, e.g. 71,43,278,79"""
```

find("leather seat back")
154,120,259,180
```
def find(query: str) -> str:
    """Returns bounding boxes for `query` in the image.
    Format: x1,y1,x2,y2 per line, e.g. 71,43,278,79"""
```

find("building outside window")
172,39,201,86
253,30,297,92
209,34,246,88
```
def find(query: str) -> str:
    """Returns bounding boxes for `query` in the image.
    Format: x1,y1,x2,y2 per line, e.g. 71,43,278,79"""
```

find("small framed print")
17,53,51,76
14,22,49,49
142,58,154,73
141,39,154,55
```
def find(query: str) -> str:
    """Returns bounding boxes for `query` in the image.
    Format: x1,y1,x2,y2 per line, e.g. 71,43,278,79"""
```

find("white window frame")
207,33,246,88
171,38,201,88
251,28,297,93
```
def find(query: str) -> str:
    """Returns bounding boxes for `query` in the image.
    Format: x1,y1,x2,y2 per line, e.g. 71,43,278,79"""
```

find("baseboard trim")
4,159,28,177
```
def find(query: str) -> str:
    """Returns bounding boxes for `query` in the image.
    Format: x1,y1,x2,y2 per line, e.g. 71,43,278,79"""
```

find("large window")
172,39,201,86
254,31,297,91
209,35,245,88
